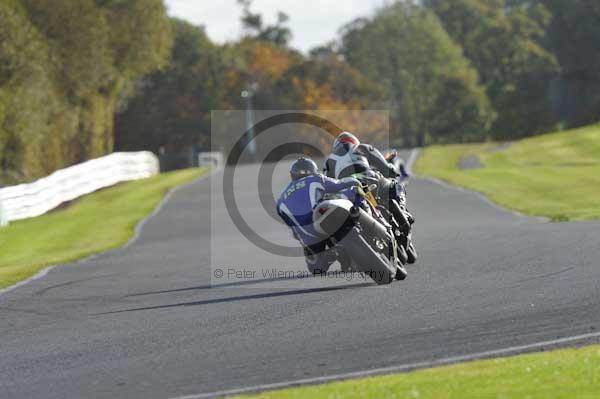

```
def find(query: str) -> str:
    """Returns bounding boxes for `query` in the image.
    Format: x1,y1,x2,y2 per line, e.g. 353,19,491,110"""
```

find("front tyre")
397,243,408,265
407,241,418,264
395,263,408,280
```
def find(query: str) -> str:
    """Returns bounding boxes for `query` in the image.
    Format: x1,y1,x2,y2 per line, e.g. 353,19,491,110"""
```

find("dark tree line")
114,11,385,160
2,0,599,182
117,0,600,157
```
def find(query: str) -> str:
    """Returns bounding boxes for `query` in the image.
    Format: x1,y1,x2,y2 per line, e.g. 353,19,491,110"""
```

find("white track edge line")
0,167,220,298
171,331,600,399
125,166,220,250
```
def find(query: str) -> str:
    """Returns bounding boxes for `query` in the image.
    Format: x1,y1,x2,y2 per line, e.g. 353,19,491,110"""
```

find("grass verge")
235,345,600,399
414,124,600,221
0,168,206,289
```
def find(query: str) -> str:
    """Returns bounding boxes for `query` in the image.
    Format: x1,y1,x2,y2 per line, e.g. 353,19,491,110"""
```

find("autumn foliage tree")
115,10,387,160
0,0,172,184
115,19,225,157
424,0,559,138
340,2,495,146
4,0,600,182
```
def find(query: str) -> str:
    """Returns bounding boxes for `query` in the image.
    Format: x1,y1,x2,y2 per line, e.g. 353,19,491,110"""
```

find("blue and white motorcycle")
312,184,408,285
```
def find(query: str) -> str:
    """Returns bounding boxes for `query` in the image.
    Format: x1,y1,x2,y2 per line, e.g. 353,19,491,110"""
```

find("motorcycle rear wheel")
340,228,396,285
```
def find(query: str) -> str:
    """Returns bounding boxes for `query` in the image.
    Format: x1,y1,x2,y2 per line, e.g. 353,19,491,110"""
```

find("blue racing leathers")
276,174,361,273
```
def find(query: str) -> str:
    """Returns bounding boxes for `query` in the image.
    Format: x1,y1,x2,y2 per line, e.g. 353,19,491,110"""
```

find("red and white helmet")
332,132,360,155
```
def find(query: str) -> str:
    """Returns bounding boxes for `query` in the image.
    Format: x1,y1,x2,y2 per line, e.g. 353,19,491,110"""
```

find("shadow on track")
100,282,373,315
125,275,312,297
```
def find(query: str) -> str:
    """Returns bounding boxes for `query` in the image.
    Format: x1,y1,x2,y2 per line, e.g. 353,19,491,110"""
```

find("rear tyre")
340,228,396,285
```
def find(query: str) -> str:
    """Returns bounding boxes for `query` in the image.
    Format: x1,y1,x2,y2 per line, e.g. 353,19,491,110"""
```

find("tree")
0,0,172,183
424,0,559,138
103,0,172,82
115,19,225,156
24,0,117,161
539,0,600,127
274,56,385,110
0,1,67,182
238,0,292,47
340,2,494,146
24,0,113,99
23,0,172,160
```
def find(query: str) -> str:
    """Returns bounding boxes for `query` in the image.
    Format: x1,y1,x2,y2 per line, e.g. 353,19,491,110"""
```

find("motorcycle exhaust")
350,206,391,241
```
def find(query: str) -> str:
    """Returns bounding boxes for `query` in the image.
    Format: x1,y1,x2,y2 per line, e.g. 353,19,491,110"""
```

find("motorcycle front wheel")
407,241,418,264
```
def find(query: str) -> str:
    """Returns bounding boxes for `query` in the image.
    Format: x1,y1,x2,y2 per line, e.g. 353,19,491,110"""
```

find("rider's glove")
360,175,379,186
355,184,367,197
340,177,361,187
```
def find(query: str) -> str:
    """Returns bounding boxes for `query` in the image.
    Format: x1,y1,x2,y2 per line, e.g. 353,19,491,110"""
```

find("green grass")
235,345,600,399
414,124,600,221
0,168,206,289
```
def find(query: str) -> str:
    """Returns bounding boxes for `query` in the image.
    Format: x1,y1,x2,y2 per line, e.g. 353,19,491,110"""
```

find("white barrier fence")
0,151,159,225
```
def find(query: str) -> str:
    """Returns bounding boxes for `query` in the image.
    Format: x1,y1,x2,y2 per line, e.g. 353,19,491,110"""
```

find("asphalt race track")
1,152,600,398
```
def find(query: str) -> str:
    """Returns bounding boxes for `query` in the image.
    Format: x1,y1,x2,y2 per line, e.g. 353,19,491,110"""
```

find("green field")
235,345,600,399
0,168,205,289
414,124,600,221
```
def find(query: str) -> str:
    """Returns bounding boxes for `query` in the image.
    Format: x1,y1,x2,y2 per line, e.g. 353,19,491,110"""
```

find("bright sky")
165,0,386,53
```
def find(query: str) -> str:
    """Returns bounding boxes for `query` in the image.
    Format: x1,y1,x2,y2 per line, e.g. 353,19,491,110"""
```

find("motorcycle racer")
324,132,417,263
276,157,365,274
324,132,401,179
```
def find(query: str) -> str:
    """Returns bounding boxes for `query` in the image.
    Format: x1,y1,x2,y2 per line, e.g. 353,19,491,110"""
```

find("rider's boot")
336,250,354,272
304,246,336,275
403,208,415,225
391,199,411,235
406,237,418,264
390,199,418,264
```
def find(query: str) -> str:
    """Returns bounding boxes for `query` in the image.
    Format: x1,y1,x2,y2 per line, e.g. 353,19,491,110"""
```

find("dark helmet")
290,157,318,181
332,132,360,156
